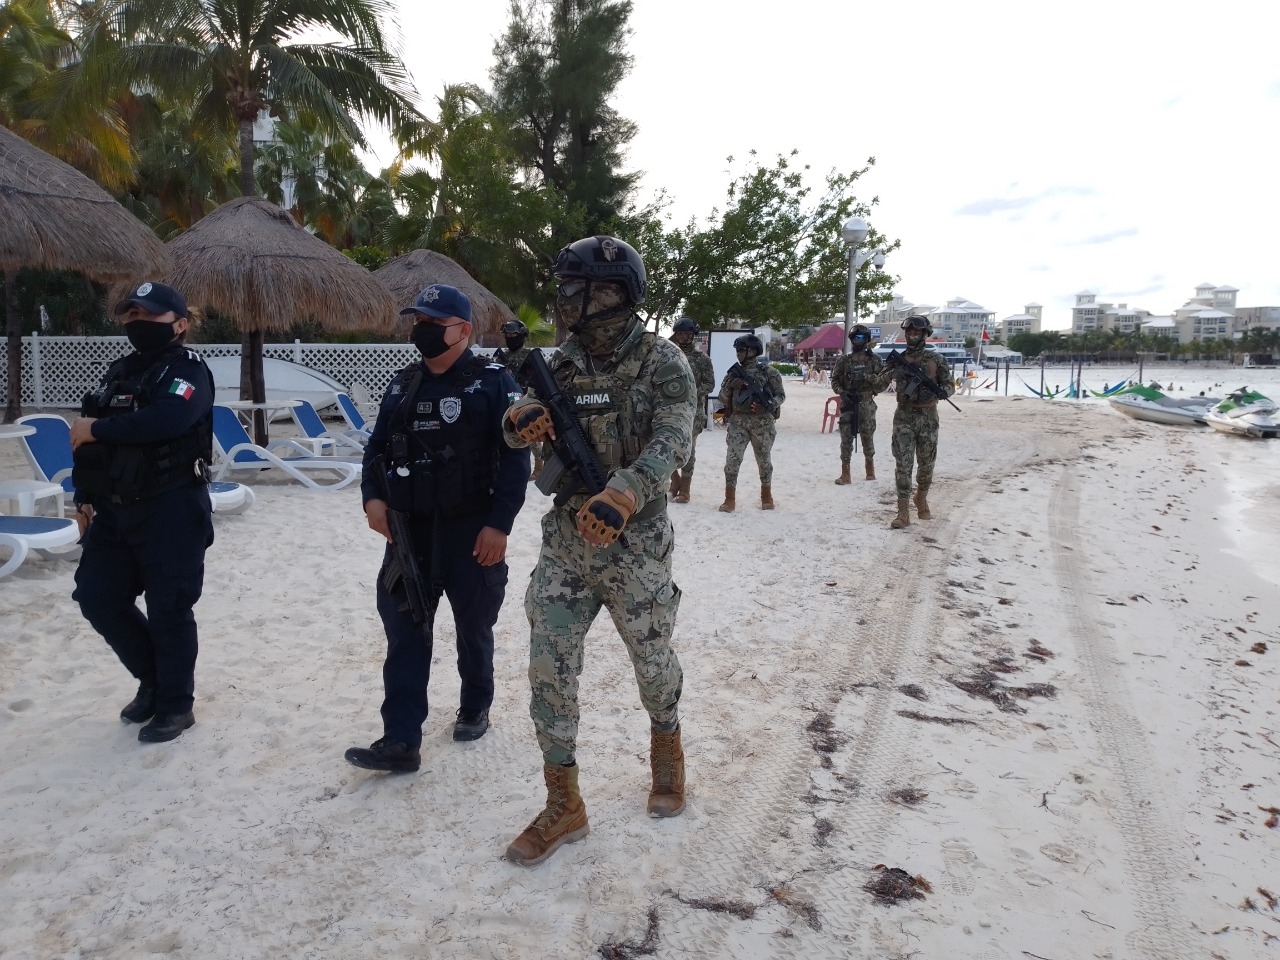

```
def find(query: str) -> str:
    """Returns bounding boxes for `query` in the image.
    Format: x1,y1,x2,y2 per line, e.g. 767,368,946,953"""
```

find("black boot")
345,736,421,772
120,684,157,724
453,708,490,742
138,711,195,743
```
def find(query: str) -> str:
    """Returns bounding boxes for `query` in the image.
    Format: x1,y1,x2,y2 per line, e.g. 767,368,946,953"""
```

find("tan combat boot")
505,763,590,866
668,471,682,496
648,724,686,817
718,485,736,513
760,484,775,510
914,487,932,520
865,458,876,481
834,463,852,485
673,474,691,504
890,497,911,529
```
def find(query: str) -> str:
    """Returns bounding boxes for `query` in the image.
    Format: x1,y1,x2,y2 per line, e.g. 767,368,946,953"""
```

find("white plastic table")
0,424,66,516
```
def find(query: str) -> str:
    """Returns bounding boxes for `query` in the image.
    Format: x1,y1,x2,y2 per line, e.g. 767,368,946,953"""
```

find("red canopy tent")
793,322,848,361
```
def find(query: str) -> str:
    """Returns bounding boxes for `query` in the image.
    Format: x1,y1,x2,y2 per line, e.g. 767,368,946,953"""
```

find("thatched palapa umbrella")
374,249,517,347
0,124,170,422
161,196,395,444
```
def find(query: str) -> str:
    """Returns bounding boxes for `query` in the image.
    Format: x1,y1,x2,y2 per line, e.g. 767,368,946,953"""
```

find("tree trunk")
239,118,255,197
248,329,267,445
5,271,23,423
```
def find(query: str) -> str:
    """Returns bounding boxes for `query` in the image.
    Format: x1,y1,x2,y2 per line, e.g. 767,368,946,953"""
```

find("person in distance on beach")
886,315,955,529
502,234,695,866
667,316,714,504
716,333,785,511
70,281,215,744
345,284,529,774
830,324,890,484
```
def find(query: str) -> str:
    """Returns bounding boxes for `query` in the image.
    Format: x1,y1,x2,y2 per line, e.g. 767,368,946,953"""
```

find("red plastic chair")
821,395,840,433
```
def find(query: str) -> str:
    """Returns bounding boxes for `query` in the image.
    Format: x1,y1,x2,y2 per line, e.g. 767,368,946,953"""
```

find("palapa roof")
156,196,394,334
0,124,169,280
374,249,517,346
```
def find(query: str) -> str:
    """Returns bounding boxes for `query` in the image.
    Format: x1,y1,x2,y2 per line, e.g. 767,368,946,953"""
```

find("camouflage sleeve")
717,372,735,408
613,341,695,508
867,354,893,393
930,351,956,398
830,357,849,394
694,353,715,400
767,365,786,405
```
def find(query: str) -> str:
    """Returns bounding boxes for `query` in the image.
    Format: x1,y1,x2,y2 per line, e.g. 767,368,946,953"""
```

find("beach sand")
2,375,1278,959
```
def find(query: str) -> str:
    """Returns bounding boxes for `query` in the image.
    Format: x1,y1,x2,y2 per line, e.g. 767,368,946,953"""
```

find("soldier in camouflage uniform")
502,235,695,867
829,324,889,484
885,315,955,529
668,316,714,504
717,333,785,511
493,319,544,479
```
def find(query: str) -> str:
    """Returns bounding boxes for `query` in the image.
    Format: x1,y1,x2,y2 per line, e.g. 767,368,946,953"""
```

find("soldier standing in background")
886,315,955,529
716,333,785,512
492,319,544,480
829,324,888,484
667,316,714,504
501,235,695,866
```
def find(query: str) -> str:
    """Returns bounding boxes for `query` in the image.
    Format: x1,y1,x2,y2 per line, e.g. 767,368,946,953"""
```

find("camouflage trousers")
524,507,684,766
724,413,777,486
678,414,706,477
891,405,940,498
838,397,878,463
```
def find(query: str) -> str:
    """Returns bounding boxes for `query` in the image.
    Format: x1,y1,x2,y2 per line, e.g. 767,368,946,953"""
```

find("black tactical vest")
73,347,213,504
384,356,501,519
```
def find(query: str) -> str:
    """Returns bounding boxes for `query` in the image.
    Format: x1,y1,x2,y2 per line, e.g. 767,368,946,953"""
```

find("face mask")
906,332,926,348
736,349,751,364
125,319,179,353
504,335,526,351
411,322,457,359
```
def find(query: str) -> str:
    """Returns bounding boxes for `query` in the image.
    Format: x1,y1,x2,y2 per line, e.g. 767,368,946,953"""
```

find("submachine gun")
523,349,611,506
726,362,779,417
885,349,962,413
374,451,442,633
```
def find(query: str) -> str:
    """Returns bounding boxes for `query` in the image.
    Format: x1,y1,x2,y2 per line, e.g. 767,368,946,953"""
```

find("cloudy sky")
376,0,1279,330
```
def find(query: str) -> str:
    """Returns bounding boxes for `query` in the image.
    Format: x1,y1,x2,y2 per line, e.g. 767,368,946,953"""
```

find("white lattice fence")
1,336,424,409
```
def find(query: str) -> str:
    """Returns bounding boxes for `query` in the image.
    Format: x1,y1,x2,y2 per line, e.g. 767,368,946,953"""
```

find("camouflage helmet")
902,315,933,336
500,319,528,337
672,316,699,335
553,235,648,304
734,333,764,356
849,323,873,343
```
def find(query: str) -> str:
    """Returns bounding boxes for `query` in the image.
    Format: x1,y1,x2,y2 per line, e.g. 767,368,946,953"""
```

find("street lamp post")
840,216,886,354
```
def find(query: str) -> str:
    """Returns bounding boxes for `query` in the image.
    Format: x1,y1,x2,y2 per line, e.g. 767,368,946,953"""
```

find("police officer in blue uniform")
70,281,216,744
346,284,529,773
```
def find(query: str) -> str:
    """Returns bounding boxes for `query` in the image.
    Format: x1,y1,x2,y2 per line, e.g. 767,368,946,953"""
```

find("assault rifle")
885,349,962,413
374,454,439,631
727,362,779,416
524,348,611,506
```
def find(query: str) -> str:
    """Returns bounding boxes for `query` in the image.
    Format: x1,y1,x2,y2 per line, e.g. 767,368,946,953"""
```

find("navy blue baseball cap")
399,283,472,322
114,281,189,318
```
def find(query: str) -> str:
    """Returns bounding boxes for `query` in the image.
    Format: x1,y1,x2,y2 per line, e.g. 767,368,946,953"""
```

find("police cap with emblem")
400,284,473,322
114,281,189,318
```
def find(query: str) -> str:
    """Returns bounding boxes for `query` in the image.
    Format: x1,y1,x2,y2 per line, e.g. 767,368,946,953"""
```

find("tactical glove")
576,481,636,546
508,401,552,443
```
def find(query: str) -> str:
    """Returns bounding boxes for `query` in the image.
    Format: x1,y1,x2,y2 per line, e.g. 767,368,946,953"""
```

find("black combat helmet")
552,235,648,304
501,320,528,337
673,316,699,335
849,323,873,343
902,315,933,336
734,333,764,357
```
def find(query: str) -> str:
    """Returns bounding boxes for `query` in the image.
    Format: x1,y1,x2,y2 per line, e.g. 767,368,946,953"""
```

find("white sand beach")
2,372,1279,960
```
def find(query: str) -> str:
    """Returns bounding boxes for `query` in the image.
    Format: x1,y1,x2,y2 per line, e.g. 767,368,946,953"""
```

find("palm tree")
80,0,420,197
77,0,419,437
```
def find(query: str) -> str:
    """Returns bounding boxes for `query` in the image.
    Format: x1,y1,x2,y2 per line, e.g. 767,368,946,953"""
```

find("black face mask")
411,322,454,359
504,335,527,351
125,320,179,353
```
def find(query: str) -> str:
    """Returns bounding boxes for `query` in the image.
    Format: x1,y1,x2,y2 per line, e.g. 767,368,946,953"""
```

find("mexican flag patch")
168,379,195,400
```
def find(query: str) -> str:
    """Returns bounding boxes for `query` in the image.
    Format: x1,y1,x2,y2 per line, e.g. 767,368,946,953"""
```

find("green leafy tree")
490,0,639,252
638,151,897,331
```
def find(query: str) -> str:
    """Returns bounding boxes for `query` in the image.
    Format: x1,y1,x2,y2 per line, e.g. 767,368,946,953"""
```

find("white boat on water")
205,356,347,418
1203,387,1280,439
1107,384,1217,426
